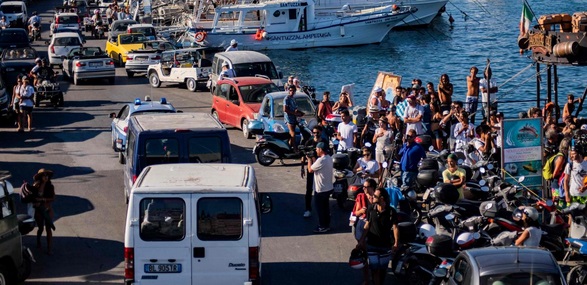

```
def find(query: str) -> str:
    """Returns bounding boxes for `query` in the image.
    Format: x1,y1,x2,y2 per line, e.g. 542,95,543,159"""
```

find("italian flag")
519,1,533,37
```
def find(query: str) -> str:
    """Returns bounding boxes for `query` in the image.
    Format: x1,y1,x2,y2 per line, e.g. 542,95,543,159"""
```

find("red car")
211,76,280,138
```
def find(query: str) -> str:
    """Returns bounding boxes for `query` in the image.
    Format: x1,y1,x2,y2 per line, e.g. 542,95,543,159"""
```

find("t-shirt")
442,168,466,200
19,85,34,107
375,128,392,153
311,155,334,193
356,157,379,175
283,95,298,124
480,79,497,103
219,68,236,80
337,121,357,151
523,226,542,247
405,104,424,135
366,205,398,248
453,122,476,152
564,160,587,197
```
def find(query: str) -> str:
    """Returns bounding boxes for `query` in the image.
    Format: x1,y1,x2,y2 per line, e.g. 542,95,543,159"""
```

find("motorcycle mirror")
364,142,372,148
481,186,489,192
480,167,486,174
445,213,455,221
429,145,434,151
457,159,464,165
433,268,448,278
382,161,388,169
518,176,525,183
487,164,494,170
472,232,481,239
479,180,486,186
546,200,554,207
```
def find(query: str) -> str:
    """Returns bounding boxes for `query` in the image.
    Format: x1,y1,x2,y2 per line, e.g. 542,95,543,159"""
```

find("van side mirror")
261,194,272,214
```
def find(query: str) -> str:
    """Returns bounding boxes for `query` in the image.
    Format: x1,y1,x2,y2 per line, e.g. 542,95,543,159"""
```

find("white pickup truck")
146,47,218,92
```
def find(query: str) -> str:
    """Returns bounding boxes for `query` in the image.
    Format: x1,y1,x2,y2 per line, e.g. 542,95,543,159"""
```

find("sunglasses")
362,185,370,188
406,135,414,138
373,195,381,199
312,132,320,135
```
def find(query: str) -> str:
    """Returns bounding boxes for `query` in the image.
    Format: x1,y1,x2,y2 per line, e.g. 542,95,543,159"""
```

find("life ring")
195,32,207,42
254,29,264,41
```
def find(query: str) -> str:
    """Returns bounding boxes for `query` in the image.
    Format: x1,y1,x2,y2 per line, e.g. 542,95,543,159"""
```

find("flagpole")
522,0,538,25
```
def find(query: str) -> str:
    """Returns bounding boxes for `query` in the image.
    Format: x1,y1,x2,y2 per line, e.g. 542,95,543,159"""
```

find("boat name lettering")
365,18,384,24
279,2,301,7
265,32,332,41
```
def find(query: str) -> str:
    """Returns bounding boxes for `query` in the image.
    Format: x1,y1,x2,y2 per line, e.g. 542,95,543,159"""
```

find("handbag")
354,218,366,241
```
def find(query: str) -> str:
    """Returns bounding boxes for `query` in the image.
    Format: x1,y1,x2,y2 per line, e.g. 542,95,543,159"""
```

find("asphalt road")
0,3,403,284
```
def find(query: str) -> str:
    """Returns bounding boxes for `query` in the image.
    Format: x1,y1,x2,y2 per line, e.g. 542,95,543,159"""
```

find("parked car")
147,47,217,92
109,96,176,163
124,40,176,77
126,23,156,40
108,19,137,41
61,46,115,85
0,1,27,28
433,247,567,285
49,12,82,37
48,32,85,67
105,33,147,66
0,171,34,285
0,47,37,90
0,28,30,52
254,91,317,135
211,76,280,138
0,78,11,122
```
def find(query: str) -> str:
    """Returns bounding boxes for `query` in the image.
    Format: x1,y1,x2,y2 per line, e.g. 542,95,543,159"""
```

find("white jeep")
146,47,215,92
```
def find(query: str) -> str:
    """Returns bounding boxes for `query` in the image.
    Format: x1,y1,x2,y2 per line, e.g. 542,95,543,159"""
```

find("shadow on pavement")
231,144,256,164
0,128,104,149
262,262,361,285
56,99,128,109
0,162,94,186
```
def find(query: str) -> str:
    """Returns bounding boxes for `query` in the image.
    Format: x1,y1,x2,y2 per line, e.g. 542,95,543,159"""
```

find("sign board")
501,118,543,188
372,71,402,102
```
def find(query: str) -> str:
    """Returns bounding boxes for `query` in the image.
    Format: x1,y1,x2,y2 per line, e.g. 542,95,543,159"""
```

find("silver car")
62,47,115,85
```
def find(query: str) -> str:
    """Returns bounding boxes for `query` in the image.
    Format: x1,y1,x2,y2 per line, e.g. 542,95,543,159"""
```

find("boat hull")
202,13,405,50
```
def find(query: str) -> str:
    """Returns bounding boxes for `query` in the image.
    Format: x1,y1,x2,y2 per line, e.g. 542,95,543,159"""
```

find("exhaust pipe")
262,149,280,159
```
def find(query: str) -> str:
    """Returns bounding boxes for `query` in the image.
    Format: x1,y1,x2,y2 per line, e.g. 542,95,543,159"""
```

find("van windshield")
239,83,280,103
1,5,22,14
233,62,278,79
189,137,223,163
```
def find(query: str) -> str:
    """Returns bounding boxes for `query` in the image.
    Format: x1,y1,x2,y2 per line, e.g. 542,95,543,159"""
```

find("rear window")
197,198,242,241
0,5,22,14
0,30,27,43
233,62,279,79
144,138,179,166
131,27,155,37
139,198,186,241
188,137,223,163
58,15,79,24
54,36,81,46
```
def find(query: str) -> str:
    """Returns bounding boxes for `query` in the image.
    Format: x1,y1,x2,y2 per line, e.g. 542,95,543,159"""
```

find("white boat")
312,0,448,27
190,0,413,50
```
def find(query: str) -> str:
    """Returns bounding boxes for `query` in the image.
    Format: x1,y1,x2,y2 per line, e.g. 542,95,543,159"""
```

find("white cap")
222,62,229,67
374,87,383,93
230,39,237,45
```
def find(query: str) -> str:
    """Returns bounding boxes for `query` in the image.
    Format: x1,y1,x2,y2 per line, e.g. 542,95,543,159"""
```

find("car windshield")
0,30,27,43
58,15,79,24
54,36,81,46
0,5,22,13
131,27,155,37
2,47,37,60
273,96,315,118
69,47,102,57
481,272,564,285
239,84,280,103
233,62,279,79
119,34,146,44
114,22,135,31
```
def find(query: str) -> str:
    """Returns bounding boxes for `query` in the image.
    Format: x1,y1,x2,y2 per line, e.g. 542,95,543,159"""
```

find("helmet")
94,9,100,14
456,232,476,249
523,206,539,222
418,223,435,240
349,248,366,269
35,57,42,63
434,183,459,205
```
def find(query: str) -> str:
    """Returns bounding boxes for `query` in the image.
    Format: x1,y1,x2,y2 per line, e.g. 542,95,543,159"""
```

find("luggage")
419,158,439,171
416,170,439,189
426,234,453,257
572,12,587,33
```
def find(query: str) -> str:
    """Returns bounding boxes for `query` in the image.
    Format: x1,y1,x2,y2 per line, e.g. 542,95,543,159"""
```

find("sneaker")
313,227,330,233
303,211,311,218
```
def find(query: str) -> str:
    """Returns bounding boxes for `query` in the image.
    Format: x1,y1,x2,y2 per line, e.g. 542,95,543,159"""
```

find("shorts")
20,106,33,115
432,129,443,139
367,245,392,270
375,151,385,164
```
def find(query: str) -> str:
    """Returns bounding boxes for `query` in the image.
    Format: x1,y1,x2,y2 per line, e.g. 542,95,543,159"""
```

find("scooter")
29,22,41,42
93,20,106,39
253,118,312,166
332,147,361,209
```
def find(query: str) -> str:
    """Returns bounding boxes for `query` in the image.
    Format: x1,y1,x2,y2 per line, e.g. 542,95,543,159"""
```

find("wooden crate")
572,12,587,32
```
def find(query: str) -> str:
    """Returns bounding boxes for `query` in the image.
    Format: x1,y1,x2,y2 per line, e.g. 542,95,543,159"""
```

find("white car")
147,48,213,92
49,13,81,37
0,1,27,28
48,32,85,66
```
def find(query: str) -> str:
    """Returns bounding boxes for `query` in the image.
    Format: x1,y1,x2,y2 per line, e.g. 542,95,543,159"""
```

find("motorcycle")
331,147,362,209
253,118,312,166
29,22,41,42
34,72,64,107
93,20,106,39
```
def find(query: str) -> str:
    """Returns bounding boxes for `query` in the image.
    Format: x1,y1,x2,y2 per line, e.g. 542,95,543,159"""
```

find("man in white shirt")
564,147,587,204
480,78,498,120
307,142,334,233
404,94,424,135
336,109,357,151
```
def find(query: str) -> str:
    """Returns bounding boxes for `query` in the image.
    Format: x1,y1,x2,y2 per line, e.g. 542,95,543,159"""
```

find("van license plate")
144,263,182,273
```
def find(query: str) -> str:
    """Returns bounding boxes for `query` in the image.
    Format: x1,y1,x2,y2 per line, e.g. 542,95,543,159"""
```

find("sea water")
264,0,586,118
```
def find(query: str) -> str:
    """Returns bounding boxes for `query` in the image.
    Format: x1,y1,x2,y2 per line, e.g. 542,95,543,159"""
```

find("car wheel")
0,264,16,285
255,146,275,166
186,78,197,92
118,152,125,164
149,73,161,88
567,265,587,285
118,55,124,67
211,110,219,121
126,70,134,78
73,73,79,85
108,77,115,84
242,119,252,139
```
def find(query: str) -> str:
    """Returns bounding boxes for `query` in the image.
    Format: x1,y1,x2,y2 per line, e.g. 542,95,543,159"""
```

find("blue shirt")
399,142,425,172
284,95,298,124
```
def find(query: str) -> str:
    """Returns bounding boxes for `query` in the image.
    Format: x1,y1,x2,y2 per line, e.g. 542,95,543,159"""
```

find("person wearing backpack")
544,138,570,206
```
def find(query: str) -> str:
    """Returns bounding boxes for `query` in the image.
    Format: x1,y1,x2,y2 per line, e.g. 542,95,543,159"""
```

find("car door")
112,105,130,149
446,257,472,285
212,83,230,124
192,194,249,285
133,195,192,285
158,52,173,80
224,84,241,128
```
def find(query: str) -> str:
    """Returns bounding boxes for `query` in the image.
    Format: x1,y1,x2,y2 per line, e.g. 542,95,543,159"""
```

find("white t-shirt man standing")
337,110,357,151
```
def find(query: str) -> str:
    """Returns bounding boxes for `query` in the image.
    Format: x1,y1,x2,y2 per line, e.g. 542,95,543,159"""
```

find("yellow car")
105,33,147,66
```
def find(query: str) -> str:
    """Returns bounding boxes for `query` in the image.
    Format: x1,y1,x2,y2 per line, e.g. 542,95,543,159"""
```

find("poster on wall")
501,118,543,188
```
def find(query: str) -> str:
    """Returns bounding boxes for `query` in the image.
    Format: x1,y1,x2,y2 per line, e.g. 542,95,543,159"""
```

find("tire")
126,70,134,78
255,146,275,166
57,93,64,107
186,78,197,92
149,73,161,88
34,95,40,107
242,119,252,139
567,265,587,285
118,55,124,67
108,77,115,84
336,192,347,210
73,73,79,85
118,152,125,164
0,263,16,285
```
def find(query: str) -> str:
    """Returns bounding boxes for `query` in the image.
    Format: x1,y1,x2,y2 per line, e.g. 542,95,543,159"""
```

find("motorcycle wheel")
567,265,587,285
255,147,275,166
405,259,435,285
336,191,347,210
57,93,64,107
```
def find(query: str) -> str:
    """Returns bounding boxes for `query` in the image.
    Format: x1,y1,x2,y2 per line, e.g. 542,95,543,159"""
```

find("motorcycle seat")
263,131,291,140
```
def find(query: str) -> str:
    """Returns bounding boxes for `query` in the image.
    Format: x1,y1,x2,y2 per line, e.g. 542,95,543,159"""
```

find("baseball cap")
369,105,380,113
316,142,326,150
374,87,383,93
222,62,229,67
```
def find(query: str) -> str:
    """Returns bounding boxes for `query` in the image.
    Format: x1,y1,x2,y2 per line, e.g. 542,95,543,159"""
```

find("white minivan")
124,163,272,285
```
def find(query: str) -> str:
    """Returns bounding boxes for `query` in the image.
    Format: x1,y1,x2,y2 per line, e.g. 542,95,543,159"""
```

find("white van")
124,163,272,285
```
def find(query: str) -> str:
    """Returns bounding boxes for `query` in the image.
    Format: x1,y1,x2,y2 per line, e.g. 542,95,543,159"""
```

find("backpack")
543,152,563,180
